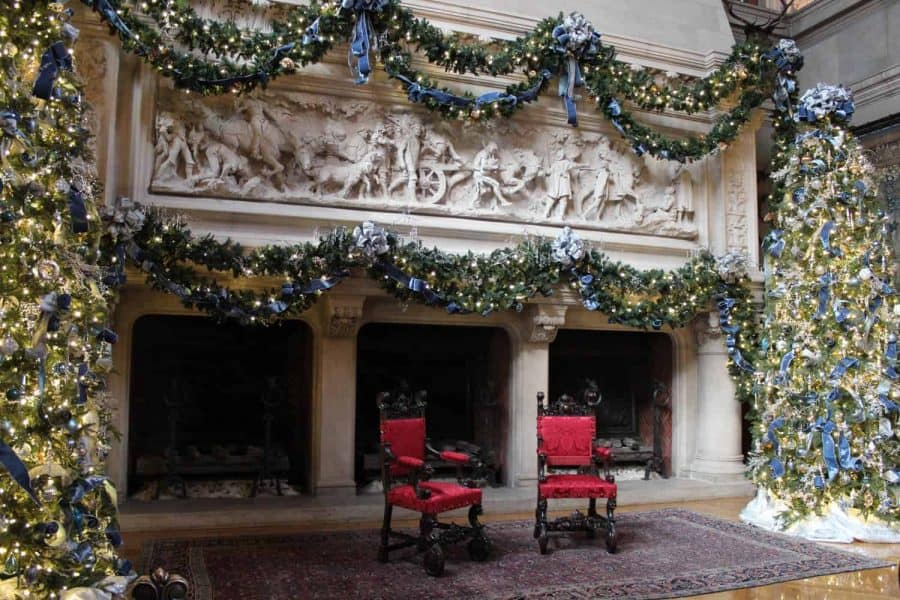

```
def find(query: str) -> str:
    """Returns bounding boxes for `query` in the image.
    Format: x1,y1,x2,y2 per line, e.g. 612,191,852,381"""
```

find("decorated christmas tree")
743,83,900,540
0,2,129,596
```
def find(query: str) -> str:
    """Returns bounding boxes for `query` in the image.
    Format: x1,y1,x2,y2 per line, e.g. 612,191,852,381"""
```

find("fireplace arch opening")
549,329,673,479
127,315,313,498
355,323,511,490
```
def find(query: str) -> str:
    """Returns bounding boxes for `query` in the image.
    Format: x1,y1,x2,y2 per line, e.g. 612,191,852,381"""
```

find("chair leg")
606,497,618,553
466,504,491,562
378,503,392,563
535,497,549,554
586,497,598,539
419,513,436,552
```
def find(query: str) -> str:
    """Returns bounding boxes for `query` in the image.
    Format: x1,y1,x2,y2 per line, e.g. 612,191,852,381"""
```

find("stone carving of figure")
187,125,249,187
544,150,587,220
578,137,612,220
500,149,543,196
602,155,642,220
387,114,424,199
675,164,694,223
154,116,195,180
316,149,384,198
421,129,464,165
471,141,510,210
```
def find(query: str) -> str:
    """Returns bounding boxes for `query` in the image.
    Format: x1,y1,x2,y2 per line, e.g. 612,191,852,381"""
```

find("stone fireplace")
79,0,760,509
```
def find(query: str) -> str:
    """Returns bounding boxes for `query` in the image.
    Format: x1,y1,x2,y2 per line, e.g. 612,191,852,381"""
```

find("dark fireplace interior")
128,315,312,496
549,330,672,476
355,323,509,488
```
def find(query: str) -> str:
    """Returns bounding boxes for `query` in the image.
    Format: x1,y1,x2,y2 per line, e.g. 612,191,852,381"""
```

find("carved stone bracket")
693,310,724,349
527,304,568,344
324,295,365,337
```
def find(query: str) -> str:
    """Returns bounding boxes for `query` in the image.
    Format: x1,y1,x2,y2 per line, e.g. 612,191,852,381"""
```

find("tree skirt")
140,509,888,600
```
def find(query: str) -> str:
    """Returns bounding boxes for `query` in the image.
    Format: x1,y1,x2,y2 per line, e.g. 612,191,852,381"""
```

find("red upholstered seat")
539,474,617,500
388,481,483,514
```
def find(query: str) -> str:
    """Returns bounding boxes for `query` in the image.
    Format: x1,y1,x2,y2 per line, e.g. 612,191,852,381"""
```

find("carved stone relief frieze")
150,87,700,239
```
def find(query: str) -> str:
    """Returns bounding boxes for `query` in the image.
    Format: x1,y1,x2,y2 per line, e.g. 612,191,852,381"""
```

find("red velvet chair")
534,385,618,554
377,388,491,576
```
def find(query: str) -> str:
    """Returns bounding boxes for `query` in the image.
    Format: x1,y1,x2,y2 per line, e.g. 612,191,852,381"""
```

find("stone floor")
119,481,900,599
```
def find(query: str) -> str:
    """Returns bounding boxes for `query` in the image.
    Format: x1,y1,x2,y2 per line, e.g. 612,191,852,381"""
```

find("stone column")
313,295,365,496
687,312,746,482
507,304,566,486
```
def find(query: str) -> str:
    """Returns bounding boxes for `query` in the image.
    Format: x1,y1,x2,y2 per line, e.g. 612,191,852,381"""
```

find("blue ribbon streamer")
775,349,795,384
0,438,40,504
379,261,442,304
68,187,88,233
816,272,835,319
767,417,784,453
819,221,841,257
812,416,840,482
551,22,600,126
76,362,89,405
770,457,785,478
829,356,859,381
763,229,785,258
392,70,550,111
837,431,863,471
32,41,73,100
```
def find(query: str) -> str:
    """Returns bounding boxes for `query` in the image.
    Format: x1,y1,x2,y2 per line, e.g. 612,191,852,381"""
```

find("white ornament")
859,267,873,281
551,226,585,267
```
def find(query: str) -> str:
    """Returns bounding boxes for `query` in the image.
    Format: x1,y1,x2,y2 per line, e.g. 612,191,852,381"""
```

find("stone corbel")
324,295,366,337
693,310,723,349
527,304,568,344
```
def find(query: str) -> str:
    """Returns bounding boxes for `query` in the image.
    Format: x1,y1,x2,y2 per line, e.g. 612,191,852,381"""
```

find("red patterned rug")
140,508,888,599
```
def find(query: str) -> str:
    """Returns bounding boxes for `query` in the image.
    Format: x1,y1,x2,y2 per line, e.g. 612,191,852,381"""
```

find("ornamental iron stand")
157,378,187,499
252,376,285,497
377,383,491,576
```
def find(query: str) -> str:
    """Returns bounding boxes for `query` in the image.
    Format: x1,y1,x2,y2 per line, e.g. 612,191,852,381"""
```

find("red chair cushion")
440,450,470,464
539,474,617,500
381,418,425,476
594,446,612,460
387,481,483,514
538,416,595,466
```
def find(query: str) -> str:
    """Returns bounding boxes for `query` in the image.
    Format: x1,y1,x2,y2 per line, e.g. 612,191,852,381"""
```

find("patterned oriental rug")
140,509,888,600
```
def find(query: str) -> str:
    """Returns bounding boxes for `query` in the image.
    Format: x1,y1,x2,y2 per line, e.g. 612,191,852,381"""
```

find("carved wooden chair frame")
534,381,618,554
377,386,491,576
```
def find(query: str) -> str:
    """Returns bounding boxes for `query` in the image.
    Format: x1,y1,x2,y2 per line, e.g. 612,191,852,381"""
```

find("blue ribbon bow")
0,438,40,504
33,41,73,100
551,21,601,126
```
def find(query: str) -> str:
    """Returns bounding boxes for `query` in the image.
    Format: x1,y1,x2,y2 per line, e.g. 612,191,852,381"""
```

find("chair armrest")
439,450,474,465
396,456,425,469
593,446,612,460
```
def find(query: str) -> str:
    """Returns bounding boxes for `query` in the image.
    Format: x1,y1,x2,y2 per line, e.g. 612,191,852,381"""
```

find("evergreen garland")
82,0,796,161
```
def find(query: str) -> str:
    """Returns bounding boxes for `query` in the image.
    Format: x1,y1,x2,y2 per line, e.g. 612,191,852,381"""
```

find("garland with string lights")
82,0,800,162
0,2,132,597
106,208,759,401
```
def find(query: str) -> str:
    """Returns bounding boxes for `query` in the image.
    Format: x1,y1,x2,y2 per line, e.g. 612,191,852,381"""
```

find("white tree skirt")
741,487,900,543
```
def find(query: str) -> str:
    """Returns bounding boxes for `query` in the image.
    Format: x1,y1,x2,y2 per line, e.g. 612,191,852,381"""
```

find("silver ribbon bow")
352,220,389,259
102,196,146,242
715,251,749,284
551,226,586,267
